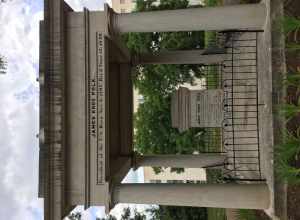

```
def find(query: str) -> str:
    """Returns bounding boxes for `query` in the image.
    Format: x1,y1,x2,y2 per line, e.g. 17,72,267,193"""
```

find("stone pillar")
111,3,266,33
113,183,270,210
134,154,226,169
134,50,226,65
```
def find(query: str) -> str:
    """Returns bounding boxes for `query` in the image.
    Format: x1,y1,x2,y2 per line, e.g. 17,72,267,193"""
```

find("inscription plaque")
96,32,105,185
190,89,223,128
88,32,106,185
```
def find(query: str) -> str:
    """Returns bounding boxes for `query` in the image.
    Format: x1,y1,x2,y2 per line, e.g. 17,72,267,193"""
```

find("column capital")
104,4,119,36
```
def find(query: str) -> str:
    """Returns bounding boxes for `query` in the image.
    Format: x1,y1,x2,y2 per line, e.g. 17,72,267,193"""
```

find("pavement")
220,0,287,219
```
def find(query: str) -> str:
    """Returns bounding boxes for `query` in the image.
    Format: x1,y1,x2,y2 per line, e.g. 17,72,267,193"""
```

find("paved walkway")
221,0,279,218
222,31,264,180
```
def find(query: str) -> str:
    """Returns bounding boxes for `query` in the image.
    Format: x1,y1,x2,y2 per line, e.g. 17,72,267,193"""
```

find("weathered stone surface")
190,89,223,128
171,87,223,132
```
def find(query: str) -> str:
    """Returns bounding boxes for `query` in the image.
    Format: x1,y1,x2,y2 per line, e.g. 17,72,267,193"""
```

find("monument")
171,87,224,132
38,1,270,219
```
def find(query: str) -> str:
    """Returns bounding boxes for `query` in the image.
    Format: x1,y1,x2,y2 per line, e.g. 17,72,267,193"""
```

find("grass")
286,42,300,51
276,129,300,185
207,208,226,220
283,16,300,35
237,209,257,220
276,15,300,185
279,103,300,120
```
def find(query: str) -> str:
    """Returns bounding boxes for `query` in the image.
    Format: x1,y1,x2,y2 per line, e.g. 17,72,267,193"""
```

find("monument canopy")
39,1,133,219
38,1,271,219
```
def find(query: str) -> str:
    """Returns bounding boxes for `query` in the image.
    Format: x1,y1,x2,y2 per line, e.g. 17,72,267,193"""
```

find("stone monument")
38,1,270,219
171,87,224,132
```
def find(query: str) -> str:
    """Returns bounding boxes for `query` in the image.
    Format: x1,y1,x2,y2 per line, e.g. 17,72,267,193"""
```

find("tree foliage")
68,212,82,220
148,205,207,220
98,207,147,220
123,0,206,160
111,1,208,219
0,56,6,74
98,206,207,220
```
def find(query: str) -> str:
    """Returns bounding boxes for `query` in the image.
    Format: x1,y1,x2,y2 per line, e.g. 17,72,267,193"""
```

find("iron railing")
221,31,264,181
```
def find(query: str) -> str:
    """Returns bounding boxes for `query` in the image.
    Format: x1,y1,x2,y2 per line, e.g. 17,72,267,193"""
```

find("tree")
121,1,209,219
148,205,207,220
98,207,146,220
0,56,6,74
122,207,147,220
123,0,207,171
97,215,117,220
98,206,207,220
68,212,82,220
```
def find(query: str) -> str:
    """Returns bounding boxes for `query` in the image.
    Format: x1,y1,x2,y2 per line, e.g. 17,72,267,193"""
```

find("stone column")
110,3,266,33
113,183,270,210
134,154,226,169
134,50,226,65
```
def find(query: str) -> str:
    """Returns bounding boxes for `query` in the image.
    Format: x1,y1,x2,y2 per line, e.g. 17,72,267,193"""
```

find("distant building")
111,0,135,13
144,167,207,183
112,0,202,13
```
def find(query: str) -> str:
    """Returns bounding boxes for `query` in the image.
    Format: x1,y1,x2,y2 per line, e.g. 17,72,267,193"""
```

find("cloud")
0,0,42,219
0,0,107,219
0,1,139,219
65,0,105,11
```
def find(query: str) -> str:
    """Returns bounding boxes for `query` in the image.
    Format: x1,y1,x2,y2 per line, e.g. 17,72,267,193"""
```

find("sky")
0,0,147,219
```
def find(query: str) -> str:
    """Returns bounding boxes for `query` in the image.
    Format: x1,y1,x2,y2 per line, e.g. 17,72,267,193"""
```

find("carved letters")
88,32,106,185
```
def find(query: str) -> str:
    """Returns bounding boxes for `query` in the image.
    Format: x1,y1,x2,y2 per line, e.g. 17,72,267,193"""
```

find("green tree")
123,0,207,166
68,212,82,220
0,56,6,74
122,207,147,220
148,206,207,220
121,1,209,219
98,207,146,220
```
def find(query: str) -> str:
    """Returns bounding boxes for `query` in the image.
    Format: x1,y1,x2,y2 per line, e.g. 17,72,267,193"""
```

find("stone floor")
220,0,285,219
222,31,263,181
257,0,276,217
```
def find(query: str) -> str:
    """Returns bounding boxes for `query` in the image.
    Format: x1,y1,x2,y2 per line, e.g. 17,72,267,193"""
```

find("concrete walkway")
221,0,282,219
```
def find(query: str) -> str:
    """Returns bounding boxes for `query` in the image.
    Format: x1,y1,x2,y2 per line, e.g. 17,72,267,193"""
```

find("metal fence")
196,31,264,181
221,31,263,181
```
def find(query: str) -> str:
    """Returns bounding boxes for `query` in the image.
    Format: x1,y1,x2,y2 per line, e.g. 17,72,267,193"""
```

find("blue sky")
0,0,147,219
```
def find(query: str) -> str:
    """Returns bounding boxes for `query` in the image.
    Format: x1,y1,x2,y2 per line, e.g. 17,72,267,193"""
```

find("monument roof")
38,0,134,219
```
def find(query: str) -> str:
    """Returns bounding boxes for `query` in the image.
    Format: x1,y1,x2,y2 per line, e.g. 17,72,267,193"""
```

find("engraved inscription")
190,89,223,128
90,79,97,138
95,32,105,185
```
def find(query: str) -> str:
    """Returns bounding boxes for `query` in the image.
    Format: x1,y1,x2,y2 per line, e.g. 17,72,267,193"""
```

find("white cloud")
65,0,105,11
0,0,42,219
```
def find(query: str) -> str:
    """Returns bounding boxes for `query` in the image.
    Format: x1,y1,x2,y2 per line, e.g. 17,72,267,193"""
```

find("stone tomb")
172,87,223,132
38,1,270,220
